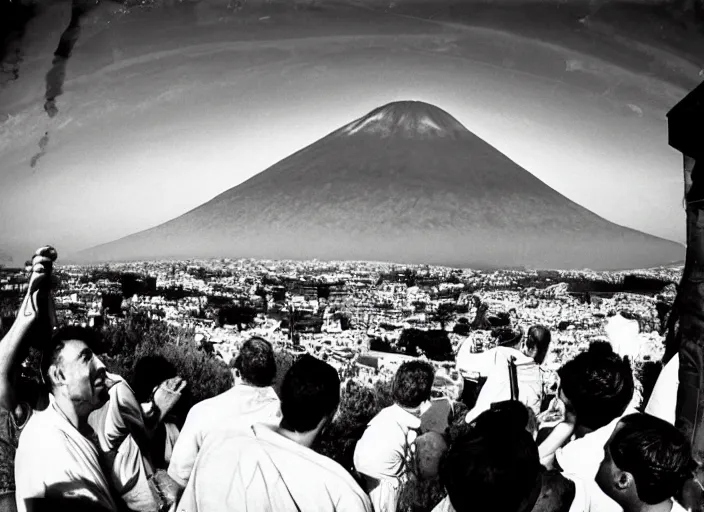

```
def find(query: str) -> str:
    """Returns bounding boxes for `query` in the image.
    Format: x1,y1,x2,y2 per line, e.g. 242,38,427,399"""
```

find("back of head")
526,325,551,363
280,354,340,433
440,406,542,512
557,341,634,430
533,471,577,512
41,326,103,389
132,355,177,403
393,360,435,408
233,337,276,387
495,327,523,347
610,413,694,504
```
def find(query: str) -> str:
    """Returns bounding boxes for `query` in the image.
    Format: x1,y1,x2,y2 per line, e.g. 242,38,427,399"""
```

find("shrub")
99,313,233,424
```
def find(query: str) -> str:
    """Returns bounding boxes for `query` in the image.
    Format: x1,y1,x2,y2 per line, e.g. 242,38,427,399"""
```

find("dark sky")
0,0,702,262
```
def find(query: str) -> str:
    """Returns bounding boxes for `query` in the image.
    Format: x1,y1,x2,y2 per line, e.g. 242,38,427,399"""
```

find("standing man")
666,81,704,510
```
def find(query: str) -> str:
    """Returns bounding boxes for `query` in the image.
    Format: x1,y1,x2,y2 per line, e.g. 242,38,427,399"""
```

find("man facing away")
354,360,435,512
167,336,281,492
595,413,694,512
433,403,587,512
176,354,372,512
458,325,551,424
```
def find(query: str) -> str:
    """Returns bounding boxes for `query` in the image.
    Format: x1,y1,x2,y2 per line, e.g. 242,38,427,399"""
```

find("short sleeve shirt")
0,404,30,496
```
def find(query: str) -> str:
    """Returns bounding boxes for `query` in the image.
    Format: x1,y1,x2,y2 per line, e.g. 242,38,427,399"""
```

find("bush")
314,379,394,484
99,313,233,424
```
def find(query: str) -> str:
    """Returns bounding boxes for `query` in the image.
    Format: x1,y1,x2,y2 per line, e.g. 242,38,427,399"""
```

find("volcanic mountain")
76,101,683,270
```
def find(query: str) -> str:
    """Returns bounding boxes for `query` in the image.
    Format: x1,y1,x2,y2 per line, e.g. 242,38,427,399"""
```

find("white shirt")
15,398,118,512
459,346,544,424
671,499,687,512
88,379,157,512
167,384,281,487
644,355,679,425
555,407,639,512
604,315,641,361
176,423,372,512
353,404,422,512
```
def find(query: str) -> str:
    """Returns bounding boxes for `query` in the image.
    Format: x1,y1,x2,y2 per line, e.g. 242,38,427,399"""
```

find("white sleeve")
167,407,202,487
15,431,48,512
353,422,405,480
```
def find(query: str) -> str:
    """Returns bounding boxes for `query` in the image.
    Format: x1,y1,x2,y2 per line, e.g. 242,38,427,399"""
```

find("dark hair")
495,327,523,347
526,325,551,362
392,360,435,408
610,413,694,504
41,326,103,388
232,337,276,387
558,341,634,430
132,355,177,403
280,354,340,433
440,407,542,512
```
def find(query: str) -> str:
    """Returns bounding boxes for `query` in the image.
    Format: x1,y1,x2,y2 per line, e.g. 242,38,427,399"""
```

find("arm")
538,420,575,465
166,407,202,491
0,247,57,411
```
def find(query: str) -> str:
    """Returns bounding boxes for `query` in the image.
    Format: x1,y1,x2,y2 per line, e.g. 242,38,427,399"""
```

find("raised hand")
0,246,57,409
152,376,187,422
19,246,58,328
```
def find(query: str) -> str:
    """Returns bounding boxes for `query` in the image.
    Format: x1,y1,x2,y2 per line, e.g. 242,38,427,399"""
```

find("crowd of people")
0,246,700,512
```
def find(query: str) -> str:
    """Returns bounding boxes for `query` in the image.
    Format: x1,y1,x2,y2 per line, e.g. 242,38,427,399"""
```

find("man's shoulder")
19,409,61,441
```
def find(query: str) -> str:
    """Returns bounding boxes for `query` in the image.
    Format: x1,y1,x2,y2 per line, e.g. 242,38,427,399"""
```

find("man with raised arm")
0,247,57,512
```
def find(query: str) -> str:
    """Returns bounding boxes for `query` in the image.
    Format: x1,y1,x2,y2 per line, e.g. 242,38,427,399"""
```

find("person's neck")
624,499,675,512
275,424,318,448
52,393,89,430
397,403,422,417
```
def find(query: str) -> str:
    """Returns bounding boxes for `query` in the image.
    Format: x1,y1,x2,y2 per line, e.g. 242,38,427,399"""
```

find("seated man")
167,336,281,491
595,413,694,512
459,325,551,424
176,354,372,512
545,342,636,512
354,360,435,512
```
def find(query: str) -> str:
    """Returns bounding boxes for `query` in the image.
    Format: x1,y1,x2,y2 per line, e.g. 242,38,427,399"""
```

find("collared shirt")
88,379,158,512
167,384,281,487
14,397,118,512
555,407,639,512
176,423,372,512
353,404,422,512
460,346,544,424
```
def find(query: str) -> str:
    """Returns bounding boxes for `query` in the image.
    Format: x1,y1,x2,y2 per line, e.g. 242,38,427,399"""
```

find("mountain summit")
76,101,683,270
337,101,468,139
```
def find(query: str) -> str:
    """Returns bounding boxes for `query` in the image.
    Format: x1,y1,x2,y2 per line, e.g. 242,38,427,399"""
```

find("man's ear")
48,365,64,387
616,471,633,491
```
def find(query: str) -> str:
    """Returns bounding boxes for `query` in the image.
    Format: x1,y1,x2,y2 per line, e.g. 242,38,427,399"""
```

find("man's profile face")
56,339,109,409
